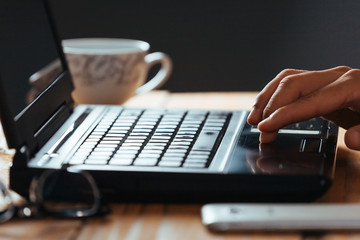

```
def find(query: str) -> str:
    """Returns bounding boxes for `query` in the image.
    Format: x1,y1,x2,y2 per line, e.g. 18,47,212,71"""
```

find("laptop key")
128,133,149,136
202,126,223,131
114,153,137,159
143,146,165,151
188,151,210,159
85,159,108,165
170,141,191,146
98,140,120,145
122,142,144,147
102,137,124,141
147,142,167,146
174,135,194,139
133,158,158,166
155,129,176,133
161,156,184,162
183,162,206,168
191,130,220,152
163,153,186,158
118,146,141,150
151,136,172,140
92,148,116,153
116,149,138,154
70,157,86,164
127,135,147,139
124,140,146,143
158,161,182,167
89,151,112,156
138,153,161,158
97,144,118,148
165,149,187,154
177,131,197,135
87,157,111,163
185,159,208,164
109,158,133,165
178,127,199,131
168,145,188,150
140,150,163,154
132,129,152,133
121,109,143,116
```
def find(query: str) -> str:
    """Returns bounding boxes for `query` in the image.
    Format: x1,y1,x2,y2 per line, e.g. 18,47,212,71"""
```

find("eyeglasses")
0,169,110,223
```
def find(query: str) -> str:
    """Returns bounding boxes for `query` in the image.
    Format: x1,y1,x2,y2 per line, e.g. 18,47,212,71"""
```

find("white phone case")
201,203,360,231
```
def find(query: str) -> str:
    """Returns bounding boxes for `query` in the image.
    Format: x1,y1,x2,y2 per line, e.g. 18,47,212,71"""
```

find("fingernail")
257,119,269,130
258,111,277,129
248,106,256,118
248,106,260,125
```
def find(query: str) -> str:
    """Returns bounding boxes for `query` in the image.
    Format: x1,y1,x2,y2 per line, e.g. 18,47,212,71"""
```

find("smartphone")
201,203,360,231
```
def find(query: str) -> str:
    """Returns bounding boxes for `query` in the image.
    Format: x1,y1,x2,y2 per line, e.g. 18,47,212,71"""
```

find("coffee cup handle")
135,52,173,95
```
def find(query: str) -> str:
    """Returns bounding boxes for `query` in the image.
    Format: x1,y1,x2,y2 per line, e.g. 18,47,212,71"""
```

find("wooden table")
1,91,360,239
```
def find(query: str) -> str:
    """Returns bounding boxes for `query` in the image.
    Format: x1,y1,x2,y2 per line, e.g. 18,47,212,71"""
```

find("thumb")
344,125,360,151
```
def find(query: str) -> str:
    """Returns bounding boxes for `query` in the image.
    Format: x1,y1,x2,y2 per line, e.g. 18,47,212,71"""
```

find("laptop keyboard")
69,108,231,169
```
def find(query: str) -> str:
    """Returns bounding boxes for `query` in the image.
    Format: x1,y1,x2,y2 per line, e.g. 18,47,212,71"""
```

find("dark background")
49,0,360,92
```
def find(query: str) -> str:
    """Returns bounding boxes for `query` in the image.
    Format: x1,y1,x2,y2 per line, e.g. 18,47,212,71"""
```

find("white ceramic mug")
62,38,172,104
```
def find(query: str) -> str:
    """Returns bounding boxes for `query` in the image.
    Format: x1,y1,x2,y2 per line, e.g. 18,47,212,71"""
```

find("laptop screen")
0,0,74,150
0,0,64,119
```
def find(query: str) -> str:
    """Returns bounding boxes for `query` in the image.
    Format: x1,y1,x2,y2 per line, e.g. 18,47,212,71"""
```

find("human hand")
247,66,360,150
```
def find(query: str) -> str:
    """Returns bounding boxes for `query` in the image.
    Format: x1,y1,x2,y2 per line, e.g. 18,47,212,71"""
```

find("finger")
260,109,360,143
323,109,360,130
262,66,352,120
345,125,360,150
258,69,360,133
247,69,307,125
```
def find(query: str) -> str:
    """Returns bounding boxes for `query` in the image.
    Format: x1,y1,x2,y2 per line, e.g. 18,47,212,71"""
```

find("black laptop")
0,0,338,202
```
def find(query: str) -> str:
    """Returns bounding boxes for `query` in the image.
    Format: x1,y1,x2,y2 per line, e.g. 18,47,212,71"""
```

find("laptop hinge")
32,103,72,156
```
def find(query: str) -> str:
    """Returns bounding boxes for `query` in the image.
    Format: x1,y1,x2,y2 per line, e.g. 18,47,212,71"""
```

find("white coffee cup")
62,38,172,104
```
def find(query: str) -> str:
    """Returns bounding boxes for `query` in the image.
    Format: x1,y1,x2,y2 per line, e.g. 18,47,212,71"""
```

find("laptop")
0,0,338,202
